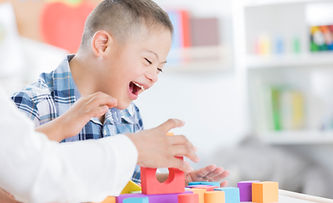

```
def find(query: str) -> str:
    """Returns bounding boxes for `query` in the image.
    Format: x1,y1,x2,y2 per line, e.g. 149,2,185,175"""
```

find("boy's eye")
157,68,163,73
144,58,152,65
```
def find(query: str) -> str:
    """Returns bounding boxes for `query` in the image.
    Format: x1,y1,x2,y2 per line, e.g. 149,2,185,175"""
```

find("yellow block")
188,188,206,203
252,181,279,203
204,191,225,203
120,180,141,194
166,132,174,136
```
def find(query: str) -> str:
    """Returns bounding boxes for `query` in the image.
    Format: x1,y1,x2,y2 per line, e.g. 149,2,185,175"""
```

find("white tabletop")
242,190,333,203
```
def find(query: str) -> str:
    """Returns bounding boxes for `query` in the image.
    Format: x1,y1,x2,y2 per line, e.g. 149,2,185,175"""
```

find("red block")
141,158,185,195
178,193,199,203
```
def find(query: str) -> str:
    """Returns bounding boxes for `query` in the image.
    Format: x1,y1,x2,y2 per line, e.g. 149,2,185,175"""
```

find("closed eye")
145,58,152,65
157,68,163,73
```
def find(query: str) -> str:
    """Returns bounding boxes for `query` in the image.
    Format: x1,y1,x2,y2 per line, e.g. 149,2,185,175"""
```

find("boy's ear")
91,30,113,57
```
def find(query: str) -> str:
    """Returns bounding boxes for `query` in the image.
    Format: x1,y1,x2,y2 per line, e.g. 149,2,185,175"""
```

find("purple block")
237,181,259,202
117,191,192,203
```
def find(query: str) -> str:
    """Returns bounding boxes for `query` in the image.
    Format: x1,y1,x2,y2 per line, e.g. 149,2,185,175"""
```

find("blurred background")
1,0,333,198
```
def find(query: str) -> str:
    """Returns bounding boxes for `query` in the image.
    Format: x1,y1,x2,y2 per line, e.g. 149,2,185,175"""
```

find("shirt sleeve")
11,90,41,127
0,88,138,203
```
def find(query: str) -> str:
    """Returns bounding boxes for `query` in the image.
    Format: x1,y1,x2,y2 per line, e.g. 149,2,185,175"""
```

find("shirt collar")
52,54,81,101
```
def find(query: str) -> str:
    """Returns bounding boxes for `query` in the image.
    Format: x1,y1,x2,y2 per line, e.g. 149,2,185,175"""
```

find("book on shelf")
267,86,305,132
166,9,221,65
167,9,191,50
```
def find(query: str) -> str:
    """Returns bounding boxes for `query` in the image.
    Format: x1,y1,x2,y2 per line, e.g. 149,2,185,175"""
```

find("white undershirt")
0,87,138,203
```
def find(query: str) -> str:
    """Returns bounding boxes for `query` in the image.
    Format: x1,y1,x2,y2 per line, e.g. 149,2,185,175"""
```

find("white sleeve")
0,88,138,203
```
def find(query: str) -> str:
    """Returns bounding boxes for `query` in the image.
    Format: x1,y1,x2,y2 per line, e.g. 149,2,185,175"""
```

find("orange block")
204,191,225,203
188,188,206,203
252,181,279,203
100,196,116,203
178,193,199,203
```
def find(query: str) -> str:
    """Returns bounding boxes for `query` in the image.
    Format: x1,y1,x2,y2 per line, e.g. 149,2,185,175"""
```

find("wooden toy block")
188,188,206,203
141,160,185,194
117,191,192,203
214,187,240,203
204,191,225,203
98,196,115,203
121,180,142,194
237,181,259,202
252,181,279,203
123,197,148,203
178,193,199,203
188,182,220,187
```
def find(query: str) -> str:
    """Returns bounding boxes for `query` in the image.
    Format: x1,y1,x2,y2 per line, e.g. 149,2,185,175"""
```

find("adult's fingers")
156,119,184,132
169,158,192,173
168,135,196,151
170,145,199,163
195,165,217,178
169,146,198,163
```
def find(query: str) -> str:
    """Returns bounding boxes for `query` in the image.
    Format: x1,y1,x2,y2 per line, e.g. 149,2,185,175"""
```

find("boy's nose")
145,68,158,83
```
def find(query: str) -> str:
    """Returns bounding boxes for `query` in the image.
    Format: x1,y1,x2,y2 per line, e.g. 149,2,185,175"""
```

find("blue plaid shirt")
11,55,143,183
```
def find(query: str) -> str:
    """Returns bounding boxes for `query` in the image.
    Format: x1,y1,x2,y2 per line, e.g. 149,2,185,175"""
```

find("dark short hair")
81,0,173,47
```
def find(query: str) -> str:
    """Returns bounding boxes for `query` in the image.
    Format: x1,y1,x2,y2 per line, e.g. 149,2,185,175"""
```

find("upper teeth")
133,82,145,91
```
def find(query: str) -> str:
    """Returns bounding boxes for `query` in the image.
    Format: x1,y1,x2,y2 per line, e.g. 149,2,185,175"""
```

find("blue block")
188,181,220,187
214,187,240,203
123,197,149,203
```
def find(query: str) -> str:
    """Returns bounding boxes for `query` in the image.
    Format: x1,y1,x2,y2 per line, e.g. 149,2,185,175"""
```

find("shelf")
258,130,333,144
242,0,333,7
166,46,233,73
246,53,333,69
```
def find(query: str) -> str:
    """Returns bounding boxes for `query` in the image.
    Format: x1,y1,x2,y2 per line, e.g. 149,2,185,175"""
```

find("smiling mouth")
129,81,145,96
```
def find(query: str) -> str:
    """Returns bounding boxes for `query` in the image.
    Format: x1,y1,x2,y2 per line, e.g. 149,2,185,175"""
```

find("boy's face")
99,25,172,109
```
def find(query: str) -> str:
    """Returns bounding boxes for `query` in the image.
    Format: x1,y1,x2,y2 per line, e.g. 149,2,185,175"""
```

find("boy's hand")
36,92,117,142
126,119,199,173
185,165,229,187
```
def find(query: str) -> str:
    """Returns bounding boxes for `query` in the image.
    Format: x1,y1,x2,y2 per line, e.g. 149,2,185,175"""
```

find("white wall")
135,70,248,163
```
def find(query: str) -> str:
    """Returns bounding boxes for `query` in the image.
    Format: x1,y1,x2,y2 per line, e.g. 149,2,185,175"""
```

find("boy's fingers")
203,166,223,178
210,170,229,181
90,105,109,117
196,165,217,178
157,119,184,132
170,145,199,163
91,93,117,108
220,180,228,187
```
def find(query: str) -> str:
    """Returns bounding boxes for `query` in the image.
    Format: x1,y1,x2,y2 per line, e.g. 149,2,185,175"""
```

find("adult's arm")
0,88,137,203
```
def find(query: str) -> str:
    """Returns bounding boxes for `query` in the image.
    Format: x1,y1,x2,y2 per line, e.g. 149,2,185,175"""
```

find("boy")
12,0,228,185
